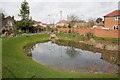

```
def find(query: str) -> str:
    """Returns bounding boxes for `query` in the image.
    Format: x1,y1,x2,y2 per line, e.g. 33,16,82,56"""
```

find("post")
60,11,62,20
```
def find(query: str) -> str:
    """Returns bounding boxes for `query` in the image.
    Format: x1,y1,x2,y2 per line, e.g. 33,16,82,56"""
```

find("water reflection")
56,40,119,65
65,47,79,58
31,41,118,73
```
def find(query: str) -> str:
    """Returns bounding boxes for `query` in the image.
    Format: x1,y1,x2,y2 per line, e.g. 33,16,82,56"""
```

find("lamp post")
60,11,62,20
48,14,51,24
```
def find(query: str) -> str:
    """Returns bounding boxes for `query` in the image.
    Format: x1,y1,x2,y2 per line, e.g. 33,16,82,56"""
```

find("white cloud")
0,1,118,23
0,0,119,2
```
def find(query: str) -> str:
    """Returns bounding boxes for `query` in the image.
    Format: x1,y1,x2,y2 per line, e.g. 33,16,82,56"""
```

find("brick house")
33,21,48,28
1,14,16,34
32,21,48,33
56,20,69,27
104,10,120,29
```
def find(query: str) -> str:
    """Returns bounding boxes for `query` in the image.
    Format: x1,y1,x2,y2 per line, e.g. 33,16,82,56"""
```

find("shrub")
84,32,93,40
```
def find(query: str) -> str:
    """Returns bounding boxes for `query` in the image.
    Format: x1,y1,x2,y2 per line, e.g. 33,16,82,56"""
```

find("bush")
84,32,93,40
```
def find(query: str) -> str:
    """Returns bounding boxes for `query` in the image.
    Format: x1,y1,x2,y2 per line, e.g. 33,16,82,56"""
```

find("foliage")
68,30,79,38
57,26,68,28
96,17,103,23
18,0,30,20
78,25,88,28
87,19,95,28
17,0,33,33
67,15,79,28
92,36,118,41
92,36,119,44
16,19,34,33
67,15,79,22
1,13,5,19
82,32,94,41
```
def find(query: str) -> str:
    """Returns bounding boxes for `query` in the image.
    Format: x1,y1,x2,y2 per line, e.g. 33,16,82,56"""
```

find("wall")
95,26,103,29
57,28,119,38
94,29,118,38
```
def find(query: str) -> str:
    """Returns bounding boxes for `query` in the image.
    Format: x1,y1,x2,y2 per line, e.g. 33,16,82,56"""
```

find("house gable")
104,10,120,29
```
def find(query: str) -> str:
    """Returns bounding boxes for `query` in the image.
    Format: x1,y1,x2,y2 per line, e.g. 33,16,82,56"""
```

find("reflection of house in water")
100,51,118,64
1,13,16,34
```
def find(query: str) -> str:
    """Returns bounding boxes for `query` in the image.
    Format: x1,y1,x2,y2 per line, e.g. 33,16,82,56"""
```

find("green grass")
92,36,119,41
0,38,2,79
2,34,118,78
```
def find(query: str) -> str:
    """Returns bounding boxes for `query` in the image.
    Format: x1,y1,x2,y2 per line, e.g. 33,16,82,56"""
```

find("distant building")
56,20,69,27
32,21,48,32
1,14,16,34
79,21,88,27
74,21,88,28
104,10,120,29
33,21,47,28
48,24,56,28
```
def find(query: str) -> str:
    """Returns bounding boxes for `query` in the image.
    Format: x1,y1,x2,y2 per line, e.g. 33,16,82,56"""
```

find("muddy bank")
79,39,118,51
56,40,118,54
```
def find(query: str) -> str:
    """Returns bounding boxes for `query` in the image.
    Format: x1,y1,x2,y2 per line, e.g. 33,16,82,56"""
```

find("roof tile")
104,10,120,17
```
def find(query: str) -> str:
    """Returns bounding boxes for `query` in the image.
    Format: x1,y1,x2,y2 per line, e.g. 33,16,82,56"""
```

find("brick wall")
57,28,119,38
94,29,118,38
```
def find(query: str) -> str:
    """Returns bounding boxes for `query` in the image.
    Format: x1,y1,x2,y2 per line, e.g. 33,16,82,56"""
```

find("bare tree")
67,15,79,28
87,18,95,28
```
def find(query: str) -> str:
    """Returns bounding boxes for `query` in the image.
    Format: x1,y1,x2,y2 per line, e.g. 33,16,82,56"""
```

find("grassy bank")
2,34,118,78
0,38,2,79
92,36,119,44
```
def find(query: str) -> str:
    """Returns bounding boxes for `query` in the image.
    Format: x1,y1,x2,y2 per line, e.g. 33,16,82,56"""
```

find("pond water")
31,41,118,73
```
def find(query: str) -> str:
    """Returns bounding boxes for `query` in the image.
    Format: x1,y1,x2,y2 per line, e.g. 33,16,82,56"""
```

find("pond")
31,41,118,73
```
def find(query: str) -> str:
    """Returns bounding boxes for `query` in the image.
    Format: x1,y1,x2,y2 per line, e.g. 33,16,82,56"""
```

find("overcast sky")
0,0,119,24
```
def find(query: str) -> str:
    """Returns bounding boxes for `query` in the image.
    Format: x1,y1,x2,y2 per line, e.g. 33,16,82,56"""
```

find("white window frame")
115,16,120,20
113,25,118,29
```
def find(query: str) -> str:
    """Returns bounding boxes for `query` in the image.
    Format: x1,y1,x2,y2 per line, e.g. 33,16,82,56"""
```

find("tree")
16,17,33,33
87,18,95,28
18,0,33,33
96,17,103,23
67,15,79,22
67,15,79,28
19,0,29,20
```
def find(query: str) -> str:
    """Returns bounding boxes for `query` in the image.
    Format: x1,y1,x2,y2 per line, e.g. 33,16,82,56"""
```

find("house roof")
57,20,68,24
33,21,47,25
33,21,45,27
104,10,120,17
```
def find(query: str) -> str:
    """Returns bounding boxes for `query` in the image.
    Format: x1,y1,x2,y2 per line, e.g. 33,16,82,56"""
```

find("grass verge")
2,34,118,78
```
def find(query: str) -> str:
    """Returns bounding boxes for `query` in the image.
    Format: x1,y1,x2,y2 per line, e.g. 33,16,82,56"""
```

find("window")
113,25,119,29
115,16,120,20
